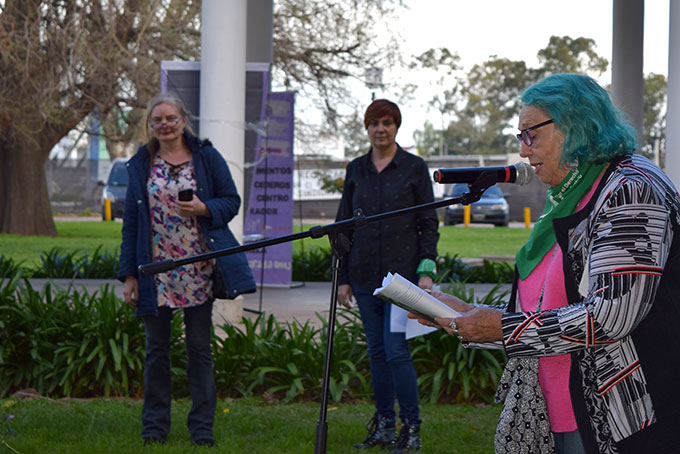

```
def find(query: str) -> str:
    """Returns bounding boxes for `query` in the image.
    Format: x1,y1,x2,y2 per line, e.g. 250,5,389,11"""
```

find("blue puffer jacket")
117,132,256,317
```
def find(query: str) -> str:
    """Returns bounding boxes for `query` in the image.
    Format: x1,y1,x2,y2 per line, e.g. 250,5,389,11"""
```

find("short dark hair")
363,99,401,130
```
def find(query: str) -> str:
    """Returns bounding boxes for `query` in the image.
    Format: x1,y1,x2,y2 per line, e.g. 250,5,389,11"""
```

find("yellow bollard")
104,199,112,221
463,204,471,227
524,207,531,228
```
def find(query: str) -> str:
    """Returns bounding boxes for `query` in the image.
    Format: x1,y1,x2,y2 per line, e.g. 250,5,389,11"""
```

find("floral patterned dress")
147,155,214,308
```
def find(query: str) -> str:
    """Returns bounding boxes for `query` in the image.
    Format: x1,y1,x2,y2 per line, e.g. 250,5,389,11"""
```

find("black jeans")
141,299,216,441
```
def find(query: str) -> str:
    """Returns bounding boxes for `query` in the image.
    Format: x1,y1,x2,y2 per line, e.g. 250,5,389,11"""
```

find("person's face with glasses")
517,105,570,187
149,102,185,144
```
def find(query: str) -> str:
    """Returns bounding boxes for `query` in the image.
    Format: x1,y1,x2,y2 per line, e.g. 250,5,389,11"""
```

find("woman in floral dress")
118,92,255,447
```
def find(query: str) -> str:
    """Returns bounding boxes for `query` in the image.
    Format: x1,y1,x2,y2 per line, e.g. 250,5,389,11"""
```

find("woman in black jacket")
336,99,439,453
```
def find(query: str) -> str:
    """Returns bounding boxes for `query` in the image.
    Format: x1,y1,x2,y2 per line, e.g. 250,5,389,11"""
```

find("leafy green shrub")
5,247,511,285
47,285,147,397
436,253,513,284
467,260,514,283
0,276,149,397
290,249,513,284
249,316,326,401
212,290,507,405
412,331,505,403
212,310,371,403
77,246,121,278
411,283,509,403
31,248,81,278
0,271,508,404
320,309,371,402
212,315,272,397
31,246,120,279
0,275,71,396
435,253,474,282
292,247,333,281
0,255,26,278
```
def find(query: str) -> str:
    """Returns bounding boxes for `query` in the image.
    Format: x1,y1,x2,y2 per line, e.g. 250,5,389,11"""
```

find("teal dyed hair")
521,73,637,165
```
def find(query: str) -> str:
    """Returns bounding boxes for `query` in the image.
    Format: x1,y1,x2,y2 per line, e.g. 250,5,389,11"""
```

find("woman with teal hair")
412,73,680,453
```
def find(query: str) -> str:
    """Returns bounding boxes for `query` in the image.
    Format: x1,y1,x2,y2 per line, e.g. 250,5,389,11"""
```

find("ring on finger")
448,318,459,336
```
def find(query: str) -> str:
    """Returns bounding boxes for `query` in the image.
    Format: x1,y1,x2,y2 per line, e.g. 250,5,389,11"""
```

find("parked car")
99,159,128,220
443,183,510,227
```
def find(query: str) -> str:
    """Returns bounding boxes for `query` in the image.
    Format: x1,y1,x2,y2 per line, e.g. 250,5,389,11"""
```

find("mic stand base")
314,232,348,454
242,307,263,315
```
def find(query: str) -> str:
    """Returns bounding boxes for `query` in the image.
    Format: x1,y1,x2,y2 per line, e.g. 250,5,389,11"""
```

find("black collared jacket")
335,145,439,289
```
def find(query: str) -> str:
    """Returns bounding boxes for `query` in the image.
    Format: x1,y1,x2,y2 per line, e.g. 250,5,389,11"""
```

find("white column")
666,0,680,186
200,0,247,241
611,0,644,138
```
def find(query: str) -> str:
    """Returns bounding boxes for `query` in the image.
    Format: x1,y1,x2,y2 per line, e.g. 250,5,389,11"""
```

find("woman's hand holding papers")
406,291,469,328
407,292,504,342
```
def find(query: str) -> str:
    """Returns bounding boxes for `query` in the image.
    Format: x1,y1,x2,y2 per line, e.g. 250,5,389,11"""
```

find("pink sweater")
517,179,600,433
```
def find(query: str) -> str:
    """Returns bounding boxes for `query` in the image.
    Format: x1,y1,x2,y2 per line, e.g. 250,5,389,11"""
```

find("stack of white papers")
373,272,461,339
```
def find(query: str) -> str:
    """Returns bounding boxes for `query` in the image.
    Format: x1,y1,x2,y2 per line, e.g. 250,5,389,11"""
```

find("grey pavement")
241,281,335,325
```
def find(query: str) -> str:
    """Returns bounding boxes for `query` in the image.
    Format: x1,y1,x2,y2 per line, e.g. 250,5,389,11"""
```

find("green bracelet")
416,258,437,278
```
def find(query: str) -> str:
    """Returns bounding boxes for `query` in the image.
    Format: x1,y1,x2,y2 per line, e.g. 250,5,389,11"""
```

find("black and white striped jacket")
501,154,680,453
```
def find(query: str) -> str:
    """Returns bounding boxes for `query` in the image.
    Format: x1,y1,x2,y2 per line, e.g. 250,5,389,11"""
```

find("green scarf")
515,163,605,280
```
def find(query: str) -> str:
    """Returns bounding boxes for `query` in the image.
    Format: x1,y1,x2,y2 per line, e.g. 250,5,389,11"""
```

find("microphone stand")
138,173,498,454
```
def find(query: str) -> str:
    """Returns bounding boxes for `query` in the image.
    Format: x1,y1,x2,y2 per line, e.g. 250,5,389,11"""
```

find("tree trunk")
0,140,57,236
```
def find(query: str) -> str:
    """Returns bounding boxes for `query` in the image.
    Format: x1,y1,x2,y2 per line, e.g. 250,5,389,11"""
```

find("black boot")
390,419,421,453
353,414,396,449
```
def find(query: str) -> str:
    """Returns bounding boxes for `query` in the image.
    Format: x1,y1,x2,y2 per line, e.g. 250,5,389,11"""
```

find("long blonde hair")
143,92,195,156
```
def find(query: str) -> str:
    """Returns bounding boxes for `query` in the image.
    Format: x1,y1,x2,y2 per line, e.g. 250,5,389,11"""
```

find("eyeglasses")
516,119,554,147
149,118,183,129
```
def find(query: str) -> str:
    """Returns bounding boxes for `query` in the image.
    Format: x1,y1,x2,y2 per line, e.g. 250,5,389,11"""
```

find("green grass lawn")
278,222,530,260
436,225,530,257
0,221,124,266
0,397,500,453
0,220,531,266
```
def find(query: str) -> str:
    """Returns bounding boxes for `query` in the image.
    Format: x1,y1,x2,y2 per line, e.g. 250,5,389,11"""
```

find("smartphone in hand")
178,188,193,201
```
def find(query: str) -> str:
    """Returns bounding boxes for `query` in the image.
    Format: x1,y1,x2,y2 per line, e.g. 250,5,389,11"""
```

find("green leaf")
108,339,121,371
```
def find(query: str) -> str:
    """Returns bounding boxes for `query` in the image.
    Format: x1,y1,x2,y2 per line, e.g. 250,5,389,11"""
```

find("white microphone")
433,162,534,186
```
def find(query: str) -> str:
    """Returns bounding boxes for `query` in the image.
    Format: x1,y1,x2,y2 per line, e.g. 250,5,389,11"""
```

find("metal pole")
314,254,342,454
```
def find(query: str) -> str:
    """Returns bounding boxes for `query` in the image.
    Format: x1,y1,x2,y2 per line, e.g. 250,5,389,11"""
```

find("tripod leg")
314,254,341,454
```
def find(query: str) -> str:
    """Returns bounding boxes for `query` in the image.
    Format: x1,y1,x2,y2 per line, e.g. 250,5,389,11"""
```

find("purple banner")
244,92,295,286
